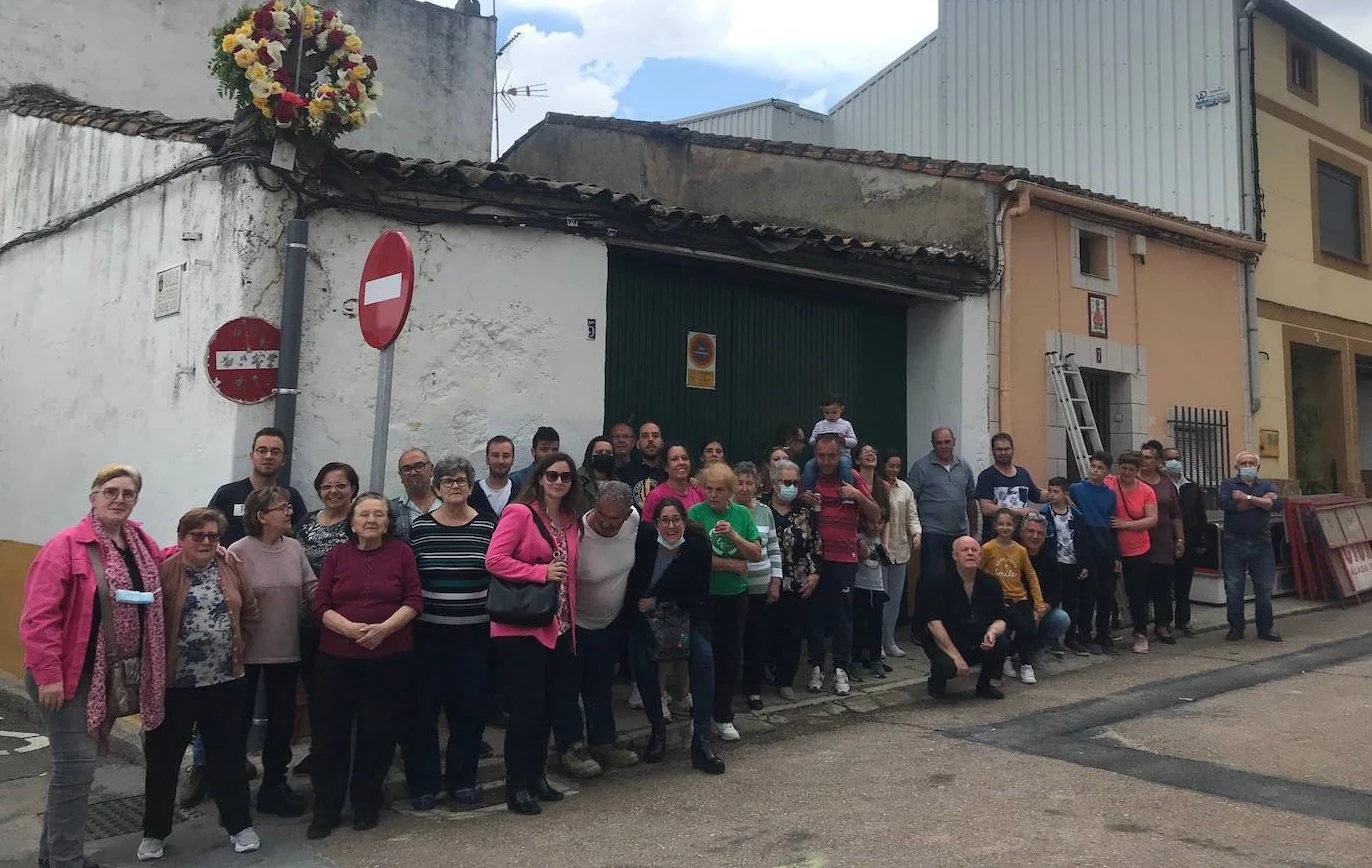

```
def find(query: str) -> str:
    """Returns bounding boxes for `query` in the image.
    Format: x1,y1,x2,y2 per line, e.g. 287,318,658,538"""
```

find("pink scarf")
86,513,166,746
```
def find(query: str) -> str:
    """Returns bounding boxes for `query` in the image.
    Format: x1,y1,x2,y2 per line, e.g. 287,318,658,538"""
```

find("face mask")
777,484,799,503
1164,459,1183,475
1238,466,1258,482
590,454,615,474
657,534,684,550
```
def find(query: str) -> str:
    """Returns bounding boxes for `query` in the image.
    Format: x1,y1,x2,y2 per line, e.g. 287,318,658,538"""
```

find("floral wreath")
209,2,382,141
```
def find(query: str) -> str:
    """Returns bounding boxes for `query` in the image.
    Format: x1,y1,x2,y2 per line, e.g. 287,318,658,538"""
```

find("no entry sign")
358,230,415,350
206,317,281,404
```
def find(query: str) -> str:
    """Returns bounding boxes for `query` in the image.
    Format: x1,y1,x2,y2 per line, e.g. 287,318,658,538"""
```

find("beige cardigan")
885,478,923,564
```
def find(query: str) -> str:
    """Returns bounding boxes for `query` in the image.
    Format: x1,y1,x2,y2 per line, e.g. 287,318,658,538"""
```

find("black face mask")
591,454,615,474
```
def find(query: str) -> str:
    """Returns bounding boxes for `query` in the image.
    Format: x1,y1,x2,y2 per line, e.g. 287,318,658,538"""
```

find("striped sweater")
408,512,497,627
744,502,784,595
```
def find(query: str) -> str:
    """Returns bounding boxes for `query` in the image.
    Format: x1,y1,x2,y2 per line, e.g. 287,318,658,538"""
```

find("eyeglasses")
253,447,285,458
543,471,574,484
438,477,471,490
656,515,684,526
319,483,354,494
400,462,432,476
187,531,221,543
264,502,293,514
98,487,139,501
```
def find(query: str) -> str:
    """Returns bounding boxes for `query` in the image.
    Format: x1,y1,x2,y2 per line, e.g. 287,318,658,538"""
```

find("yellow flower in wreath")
245,62,268,82
269,81,285,95
234,47,257,68
221,33,238,53
344,34,362,53
349,110,363,126
236,21,253,37
253,96,270,114
308,98,335,119
349,64,369,81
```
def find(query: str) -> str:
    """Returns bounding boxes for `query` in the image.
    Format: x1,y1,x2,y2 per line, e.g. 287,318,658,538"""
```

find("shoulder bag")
486,507,562,628
87,544,141,718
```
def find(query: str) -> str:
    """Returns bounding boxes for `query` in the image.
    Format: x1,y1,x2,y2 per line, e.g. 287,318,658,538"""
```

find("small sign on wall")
1088,293,1108,338
686,331,717,390
1260,429,1280,458
154,264,185,319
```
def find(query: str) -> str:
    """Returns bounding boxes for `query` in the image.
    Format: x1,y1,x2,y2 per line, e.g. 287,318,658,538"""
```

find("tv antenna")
492,30,549,156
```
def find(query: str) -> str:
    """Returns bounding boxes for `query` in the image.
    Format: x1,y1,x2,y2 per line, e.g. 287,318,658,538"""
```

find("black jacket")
1176,480,1209,560
625,522,711,617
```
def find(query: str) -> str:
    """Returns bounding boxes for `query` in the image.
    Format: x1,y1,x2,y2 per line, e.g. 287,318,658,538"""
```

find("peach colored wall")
1000,207,1247,479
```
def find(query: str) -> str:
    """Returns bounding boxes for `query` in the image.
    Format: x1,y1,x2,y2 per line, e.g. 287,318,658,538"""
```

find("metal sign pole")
369,343,395,492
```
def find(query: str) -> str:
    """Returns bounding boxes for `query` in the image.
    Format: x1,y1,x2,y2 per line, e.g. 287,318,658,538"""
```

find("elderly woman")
732,462,782,711
228,486,316,818
19,465,168,868
141,508,261,861
880,450,921,658
486,452,583,816
625,497,723,773
766,460,822,701
308,493,421,839
578,435,617,513
687,464,762,743
403,456,498,812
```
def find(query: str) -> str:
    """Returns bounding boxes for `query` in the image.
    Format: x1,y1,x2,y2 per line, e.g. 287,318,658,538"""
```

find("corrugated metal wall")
605,250,908,464
831,34,945,157
679,104,777,140
940,0,1243,230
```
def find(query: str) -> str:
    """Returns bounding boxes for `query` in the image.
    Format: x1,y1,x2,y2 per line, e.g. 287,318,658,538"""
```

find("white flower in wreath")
264,41,286,67
367,80,383,99
347,52,363,64
248,76,273,100
272,10,290,31
235,32,255,49
342,24,356,35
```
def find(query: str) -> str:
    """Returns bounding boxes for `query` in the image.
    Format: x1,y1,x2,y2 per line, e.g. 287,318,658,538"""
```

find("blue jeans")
629,612,714,735
552,621,622,751
403,622,489,797
1036,607,1071,646
801,454,854,491
1223,533,1276,636
26,670,97,868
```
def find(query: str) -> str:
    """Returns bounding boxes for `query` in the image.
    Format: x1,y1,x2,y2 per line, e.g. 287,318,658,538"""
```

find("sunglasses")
543,470,574,484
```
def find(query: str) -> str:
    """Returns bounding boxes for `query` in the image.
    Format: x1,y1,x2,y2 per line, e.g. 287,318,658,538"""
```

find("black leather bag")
487,508,561,628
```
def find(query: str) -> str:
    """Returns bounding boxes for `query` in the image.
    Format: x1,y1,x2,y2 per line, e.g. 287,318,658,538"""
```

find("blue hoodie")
1068,480,1120,560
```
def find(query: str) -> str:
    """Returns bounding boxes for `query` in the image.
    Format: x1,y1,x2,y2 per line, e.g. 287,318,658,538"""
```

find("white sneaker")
661,694,672,720
1003,658,1018,680
885,643,907,658
1019,664,1037,685
807,665,825,692
137,838,165,861
628,684,644,709
711,720,741,742
833,668,851,696
230,827,261,854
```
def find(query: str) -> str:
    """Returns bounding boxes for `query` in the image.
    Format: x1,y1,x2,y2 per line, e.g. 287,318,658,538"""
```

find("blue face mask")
1238,466,1258,482
1164,459,1183,475
657,534,684,550
777,484,799,503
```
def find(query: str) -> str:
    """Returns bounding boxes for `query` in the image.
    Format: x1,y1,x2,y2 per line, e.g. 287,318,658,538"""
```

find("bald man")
1218,452,1281,642
920,536,1010,699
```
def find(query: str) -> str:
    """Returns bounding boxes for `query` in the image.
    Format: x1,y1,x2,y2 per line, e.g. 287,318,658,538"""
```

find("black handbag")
487,508,561,628
647,602,691,661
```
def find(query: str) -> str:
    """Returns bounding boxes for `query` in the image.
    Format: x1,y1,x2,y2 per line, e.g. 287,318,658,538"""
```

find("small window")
1316,160,1364,263
1079,231,1109,278
1287,36,1317,103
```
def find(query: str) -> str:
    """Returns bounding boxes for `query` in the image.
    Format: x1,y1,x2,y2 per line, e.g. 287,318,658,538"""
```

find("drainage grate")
41,795,192,841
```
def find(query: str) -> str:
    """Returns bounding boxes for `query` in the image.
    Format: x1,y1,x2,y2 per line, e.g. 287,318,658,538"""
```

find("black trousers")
769,591,807,690
1078,555,1117,642
923,632,1009,691
1173,556,1195,627
1121,555,1150,636
144,679,252,839
241,662,301,784
740,593,772,697
708,594,748,723
808,561,857,671
851,587,886,666
310,651,413,824
498,633,576,793
1004,600,1038,666
404,622,488,797
1148,562,1176,629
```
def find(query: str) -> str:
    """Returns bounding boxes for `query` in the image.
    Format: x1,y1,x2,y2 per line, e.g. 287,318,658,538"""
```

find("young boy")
1068,452,1121,654
801,393,858,492
1041,477,1090,656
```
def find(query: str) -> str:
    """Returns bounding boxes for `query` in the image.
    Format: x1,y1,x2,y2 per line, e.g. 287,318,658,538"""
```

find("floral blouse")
298,510,350,576
173,562,236,689
767,498,822,593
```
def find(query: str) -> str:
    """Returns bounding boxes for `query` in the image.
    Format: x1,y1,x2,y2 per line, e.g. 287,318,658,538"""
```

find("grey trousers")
881,562,909,649
25,669,98,868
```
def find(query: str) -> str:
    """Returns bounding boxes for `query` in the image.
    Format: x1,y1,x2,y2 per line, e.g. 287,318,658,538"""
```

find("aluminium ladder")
1046,351,1105,479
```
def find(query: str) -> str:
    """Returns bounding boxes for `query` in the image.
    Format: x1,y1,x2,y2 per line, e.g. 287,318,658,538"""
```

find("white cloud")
1292,1,1372,52
481,0,939,153
794,88,829,113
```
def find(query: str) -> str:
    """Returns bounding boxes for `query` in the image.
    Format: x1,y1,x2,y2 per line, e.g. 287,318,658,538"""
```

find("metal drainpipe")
1238,0,1263,416
272,218,309,487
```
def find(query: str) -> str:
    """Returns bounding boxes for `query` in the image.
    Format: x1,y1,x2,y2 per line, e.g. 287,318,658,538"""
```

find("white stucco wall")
0,115,284,545
905,296,990,471
2,0,495,159
292,222,609,501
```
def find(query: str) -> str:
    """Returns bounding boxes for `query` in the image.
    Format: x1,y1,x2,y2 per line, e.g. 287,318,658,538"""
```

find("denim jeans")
807,560,857,671
25,670,97,868
404,622,489,797
1035,607,1071,646
628,612,714,735
552,621,621,752
1223,533,1277,636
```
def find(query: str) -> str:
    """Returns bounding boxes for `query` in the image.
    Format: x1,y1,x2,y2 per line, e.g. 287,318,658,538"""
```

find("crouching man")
922,536,1010,700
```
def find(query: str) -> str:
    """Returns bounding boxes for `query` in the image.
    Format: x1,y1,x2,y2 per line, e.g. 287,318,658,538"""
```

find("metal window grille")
1168,407,1230,510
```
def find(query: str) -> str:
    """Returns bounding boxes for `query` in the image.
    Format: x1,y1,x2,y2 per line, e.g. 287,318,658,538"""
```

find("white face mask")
657,533,684,550
776,484,799,503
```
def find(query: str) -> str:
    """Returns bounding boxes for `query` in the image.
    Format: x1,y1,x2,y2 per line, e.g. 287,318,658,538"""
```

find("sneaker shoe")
137,838,164,862
867,662,887,680
777,686,797,702
746,695,764,711
885,643,908,658
449,787,481,810
1049,640,1067,658
1064,638,1091,657
558,743,603,780
411,794,437,811
808,665,825,692
1084,641,1104,655
711,720,741,742
1132,635,1150,654
627,684,644,709
1002,658,1018,680
177,767,209,809
588,743,640,768
833,668,851,696
1019,664,1037,685
229,828,261,854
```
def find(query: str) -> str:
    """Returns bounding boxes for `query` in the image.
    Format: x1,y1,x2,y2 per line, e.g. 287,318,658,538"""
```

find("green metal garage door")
604,250,908,466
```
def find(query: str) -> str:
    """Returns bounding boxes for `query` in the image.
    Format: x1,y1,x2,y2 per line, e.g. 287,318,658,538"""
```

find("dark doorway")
1065,369,1113,483
1291,343,1344,494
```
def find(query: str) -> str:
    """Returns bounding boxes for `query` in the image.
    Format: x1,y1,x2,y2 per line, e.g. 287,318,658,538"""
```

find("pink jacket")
486,502,579,650
20,516,166,699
